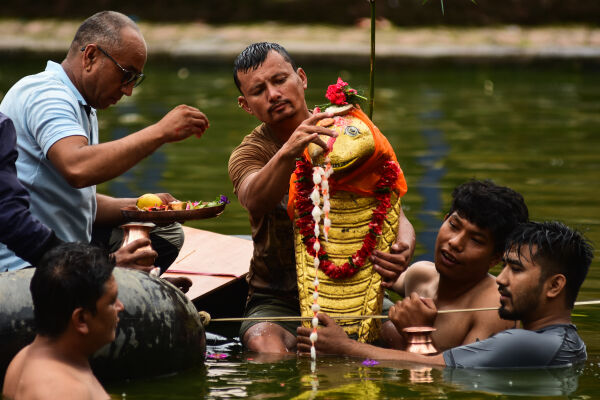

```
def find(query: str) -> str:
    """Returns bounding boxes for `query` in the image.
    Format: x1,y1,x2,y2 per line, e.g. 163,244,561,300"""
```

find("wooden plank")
162,226,252,302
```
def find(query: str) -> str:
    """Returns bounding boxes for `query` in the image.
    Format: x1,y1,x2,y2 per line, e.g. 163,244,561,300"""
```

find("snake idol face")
307,107,375,176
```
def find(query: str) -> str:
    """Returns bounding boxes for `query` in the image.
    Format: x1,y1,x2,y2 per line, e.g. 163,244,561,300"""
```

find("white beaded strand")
308,158,334,365
310,165,323,364
321,158,332,241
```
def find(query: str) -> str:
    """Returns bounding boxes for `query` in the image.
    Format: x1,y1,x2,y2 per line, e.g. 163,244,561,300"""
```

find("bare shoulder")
2,346,30,399
13,359,105,400
463,275,514,343
471,274,505,307
396,261,438,297
24,374,95,400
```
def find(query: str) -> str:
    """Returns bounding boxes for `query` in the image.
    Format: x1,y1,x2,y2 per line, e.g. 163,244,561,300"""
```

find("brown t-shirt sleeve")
228,124,280,196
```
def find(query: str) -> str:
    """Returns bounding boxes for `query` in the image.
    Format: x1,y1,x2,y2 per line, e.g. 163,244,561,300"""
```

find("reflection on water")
106,340,596,399
414,89,449,262
2,57,600,398
443,365,582,396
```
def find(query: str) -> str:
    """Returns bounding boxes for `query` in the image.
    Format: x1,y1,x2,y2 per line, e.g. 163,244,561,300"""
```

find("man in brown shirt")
228,42,416,354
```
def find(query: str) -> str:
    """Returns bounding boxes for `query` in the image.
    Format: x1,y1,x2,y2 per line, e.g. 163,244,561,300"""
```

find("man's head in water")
31,242,123,345
498,221,593,322
434,180,529,282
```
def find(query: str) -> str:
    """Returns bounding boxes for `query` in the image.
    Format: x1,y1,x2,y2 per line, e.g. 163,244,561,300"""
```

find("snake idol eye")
308,112,375,175
344,126,360,137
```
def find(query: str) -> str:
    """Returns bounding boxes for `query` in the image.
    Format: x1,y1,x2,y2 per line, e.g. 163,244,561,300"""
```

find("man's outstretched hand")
297,313,351,356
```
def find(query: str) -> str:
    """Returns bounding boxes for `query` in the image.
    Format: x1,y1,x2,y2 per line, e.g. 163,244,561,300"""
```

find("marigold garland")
294,157,400,279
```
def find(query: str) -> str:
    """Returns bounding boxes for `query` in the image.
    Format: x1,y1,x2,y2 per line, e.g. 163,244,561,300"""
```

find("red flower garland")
294,158,400,279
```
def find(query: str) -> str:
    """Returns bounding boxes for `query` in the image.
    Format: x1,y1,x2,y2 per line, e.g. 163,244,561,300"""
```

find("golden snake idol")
288,101,407,343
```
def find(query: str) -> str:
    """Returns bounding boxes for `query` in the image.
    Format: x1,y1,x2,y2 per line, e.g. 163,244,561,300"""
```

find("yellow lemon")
136,193,163,210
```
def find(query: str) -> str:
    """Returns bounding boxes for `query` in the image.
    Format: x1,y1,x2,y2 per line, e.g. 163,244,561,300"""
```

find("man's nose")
496,266,508,286
116,298,124,312
121,83,134,97
266,84,281,102
448,231,466,251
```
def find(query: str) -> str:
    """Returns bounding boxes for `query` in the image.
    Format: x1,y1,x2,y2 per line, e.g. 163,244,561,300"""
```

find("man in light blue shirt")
1,61,98,255
0,11,209,275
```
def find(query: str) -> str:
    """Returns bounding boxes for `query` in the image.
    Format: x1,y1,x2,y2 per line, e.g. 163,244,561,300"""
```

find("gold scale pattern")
294,191,400,342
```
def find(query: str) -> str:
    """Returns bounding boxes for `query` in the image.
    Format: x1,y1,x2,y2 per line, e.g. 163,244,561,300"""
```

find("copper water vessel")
403,326,437,383
120,222,155,266
403,326,437,355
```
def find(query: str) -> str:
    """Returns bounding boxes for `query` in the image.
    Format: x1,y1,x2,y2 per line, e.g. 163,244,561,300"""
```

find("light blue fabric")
0,61,98,271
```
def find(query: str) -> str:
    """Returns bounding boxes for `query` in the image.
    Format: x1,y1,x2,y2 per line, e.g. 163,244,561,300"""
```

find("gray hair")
69,11,141,55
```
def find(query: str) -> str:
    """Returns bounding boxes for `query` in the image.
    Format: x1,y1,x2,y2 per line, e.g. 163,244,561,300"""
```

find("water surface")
1,58,599,399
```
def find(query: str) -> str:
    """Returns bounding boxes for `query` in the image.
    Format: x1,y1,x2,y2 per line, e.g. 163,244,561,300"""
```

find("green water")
1,58,599,398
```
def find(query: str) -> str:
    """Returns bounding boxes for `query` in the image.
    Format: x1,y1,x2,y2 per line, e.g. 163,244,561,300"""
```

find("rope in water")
200,299,600,326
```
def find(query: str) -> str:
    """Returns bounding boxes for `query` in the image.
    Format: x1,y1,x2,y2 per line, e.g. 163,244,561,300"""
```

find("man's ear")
238,96,253,115
545,274,567,299
81,45,98,72
297,67,308,90
72,308,90,335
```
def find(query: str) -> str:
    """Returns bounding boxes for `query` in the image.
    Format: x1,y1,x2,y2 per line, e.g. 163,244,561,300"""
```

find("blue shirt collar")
45,60,92,110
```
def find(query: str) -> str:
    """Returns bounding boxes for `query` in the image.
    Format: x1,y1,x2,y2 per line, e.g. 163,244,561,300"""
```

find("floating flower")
206,353,228,359
362,359,380,366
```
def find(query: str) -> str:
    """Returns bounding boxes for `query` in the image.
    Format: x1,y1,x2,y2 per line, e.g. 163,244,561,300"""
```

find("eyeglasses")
80,45,145,88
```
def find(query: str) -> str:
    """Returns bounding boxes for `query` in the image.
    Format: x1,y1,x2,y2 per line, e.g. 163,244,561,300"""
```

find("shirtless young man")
379,180,529,351
228,42,416,353
298,221,592,369
3,243,123,400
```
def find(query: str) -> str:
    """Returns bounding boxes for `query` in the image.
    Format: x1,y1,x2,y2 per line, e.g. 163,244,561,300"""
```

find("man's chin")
498,307,518,321
269,107,296,121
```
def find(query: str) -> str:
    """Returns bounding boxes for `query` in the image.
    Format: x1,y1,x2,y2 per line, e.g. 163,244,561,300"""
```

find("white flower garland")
309,158,332,370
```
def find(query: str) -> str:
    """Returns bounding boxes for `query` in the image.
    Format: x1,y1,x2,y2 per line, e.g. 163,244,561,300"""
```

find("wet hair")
449,179,529,253
233,42,297,93
505,221,594,308
30,243,116,338
68,10,141,55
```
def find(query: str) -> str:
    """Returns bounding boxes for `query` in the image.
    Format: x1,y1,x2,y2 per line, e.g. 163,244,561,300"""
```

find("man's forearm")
50,127,164,188
397,208,416,255
94,194,136,226
335,338,446,365
324,338,446,366
238,150,297,219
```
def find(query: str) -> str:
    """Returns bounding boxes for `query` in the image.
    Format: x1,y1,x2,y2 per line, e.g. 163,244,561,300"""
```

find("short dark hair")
233,42,297,93
505,221,594,308
30,243,116,338
449,180,529,254
69,11,141,55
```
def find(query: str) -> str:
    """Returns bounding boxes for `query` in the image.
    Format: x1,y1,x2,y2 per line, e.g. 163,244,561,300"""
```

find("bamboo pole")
367,0,376,120
206,299,600,324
